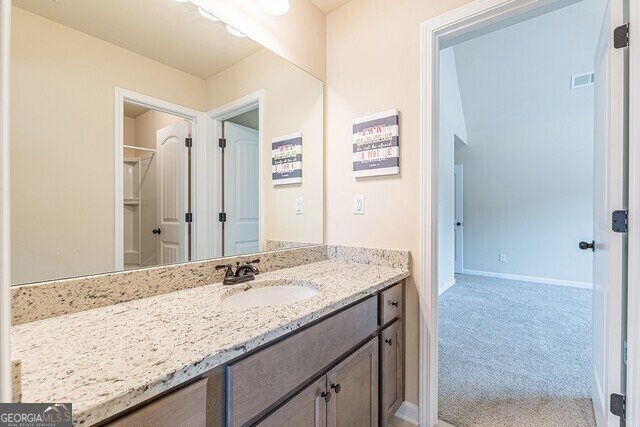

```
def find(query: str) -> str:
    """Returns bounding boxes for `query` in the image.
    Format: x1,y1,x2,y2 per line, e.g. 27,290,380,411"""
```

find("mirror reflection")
10,0,324,285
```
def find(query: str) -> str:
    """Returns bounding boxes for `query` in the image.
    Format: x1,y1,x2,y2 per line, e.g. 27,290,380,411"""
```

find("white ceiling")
309,0,352,14
13,0,263,80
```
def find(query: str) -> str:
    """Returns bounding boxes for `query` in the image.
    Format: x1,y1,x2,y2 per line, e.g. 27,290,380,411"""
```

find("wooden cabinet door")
327,337,379,427
107,378,207,427
256,376,327,427
380,320,403,426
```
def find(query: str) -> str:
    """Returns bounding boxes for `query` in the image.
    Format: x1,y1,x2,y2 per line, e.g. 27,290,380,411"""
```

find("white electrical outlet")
499,254,507,262
354,195,365,215
295,197,304,215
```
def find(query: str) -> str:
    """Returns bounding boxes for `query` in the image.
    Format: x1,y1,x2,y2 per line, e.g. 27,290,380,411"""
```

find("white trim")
114,88,206,270
206,90,265,255
461,269,592,289
419,0,588,425
626,0,640,422
394,401,420,426
439,278,456,295
0,0,10,402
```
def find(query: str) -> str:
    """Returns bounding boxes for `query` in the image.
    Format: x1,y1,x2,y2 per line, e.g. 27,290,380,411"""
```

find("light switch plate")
295,197,304,215
354,195,365,215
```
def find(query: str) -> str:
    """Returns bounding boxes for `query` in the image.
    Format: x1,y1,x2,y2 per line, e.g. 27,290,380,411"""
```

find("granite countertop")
11,260,410,426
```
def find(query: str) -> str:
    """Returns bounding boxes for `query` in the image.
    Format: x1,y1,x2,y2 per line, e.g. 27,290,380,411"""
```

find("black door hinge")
614,23,629,49
219,138,227,148
219,212,227,222
185,137,193,148
612,210,628,233
185,212,193,223
611,393,626,420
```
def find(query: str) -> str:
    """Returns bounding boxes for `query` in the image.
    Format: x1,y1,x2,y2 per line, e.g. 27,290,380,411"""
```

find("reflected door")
223,121,260,256
592,0,627,425
156,120,190,265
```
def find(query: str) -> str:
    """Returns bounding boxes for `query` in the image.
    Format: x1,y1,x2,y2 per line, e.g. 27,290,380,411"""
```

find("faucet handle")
215,264,234,278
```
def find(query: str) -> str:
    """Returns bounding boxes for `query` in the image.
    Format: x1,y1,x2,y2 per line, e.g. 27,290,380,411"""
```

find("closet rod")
123,145,156,153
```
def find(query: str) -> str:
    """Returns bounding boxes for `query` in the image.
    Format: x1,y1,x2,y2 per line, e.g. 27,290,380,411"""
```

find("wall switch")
499,254,507,262
354,195,365,215
295,197,304,215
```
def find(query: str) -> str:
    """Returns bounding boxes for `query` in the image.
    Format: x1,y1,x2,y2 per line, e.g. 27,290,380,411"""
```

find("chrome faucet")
215,259,260,285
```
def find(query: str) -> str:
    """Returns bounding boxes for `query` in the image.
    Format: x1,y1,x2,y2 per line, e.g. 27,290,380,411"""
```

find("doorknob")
152,228,162,235
579,240,594,251
456,222,462,226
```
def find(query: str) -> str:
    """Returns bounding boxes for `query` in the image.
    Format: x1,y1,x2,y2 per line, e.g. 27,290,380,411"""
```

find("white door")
156,120,190,265
592,0,627,424
223,121,260,256
454,164,464,274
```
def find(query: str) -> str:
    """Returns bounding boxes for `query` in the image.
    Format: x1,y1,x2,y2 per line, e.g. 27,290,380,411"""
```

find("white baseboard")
394,401,419,425
461,269,592,289
439,278,456,296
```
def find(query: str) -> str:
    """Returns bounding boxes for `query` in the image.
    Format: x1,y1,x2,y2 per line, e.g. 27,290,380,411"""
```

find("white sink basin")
223,281,319,309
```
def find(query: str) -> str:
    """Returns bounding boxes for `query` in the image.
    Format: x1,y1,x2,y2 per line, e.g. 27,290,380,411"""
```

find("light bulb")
259,0,290,16
225,24,246,38
198,7,220,21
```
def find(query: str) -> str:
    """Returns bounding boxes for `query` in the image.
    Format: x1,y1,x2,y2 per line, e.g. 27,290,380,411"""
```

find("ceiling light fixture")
173,0,189,3
198,7,220,21
259,0,290,16
225,24,246,38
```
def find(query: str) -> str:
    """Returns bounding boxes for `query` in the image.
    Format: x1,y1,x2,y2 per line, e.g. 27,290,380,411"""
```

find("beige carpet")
438,274,595,427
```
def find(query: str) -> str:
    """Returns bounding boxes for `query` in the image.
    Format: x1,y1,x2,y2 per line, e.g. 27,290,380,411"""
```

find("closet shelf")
124,198,140,205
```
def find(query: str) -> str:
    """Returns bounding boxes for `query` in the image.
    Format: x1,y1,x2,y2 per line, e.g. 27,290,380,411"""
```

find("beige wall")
206,49,324,246
193,0,326,81
10,7,205,284
325,0,472,404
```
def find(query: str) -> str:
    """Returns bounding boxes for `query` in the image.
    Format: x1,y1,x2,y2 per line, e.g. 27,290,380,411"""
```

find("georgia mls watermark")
0,403,72,427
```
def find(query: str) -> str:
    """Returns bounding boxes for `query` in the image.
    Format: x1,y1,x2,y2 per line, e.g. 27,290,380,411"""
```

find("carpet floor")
438,274,595,427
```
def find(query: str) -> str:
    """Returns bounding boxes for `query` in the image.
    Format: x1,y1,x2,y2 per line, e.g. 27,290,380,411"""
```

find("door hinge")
612,210,628,233
614,23,629,49
218,138,226,148
219,212,226,222
185,212,193,223
185,137,193,148
610,394,626,420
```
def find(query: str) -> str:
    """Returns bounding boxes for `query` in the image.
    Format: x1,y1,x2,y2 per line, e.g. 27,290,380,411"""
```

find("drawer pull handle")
331,383,342,394
321,391,332,402
391,301,399,308
385,338,393,346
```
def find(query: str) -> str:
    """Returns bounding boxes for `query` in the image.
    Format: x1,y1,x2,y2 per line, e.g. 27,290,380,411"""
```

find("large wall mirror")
10,0,324,285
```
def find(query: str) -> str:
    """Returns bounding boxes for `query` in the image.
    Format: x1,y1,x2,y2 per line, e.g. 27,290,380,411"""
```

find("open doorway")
427,0,629,425
221,107,260,256
121,101,193,269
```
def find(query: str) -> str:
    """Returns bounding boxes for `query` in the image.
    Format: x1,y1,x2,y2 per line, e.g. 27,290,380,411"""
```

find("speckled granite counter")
11,260,410,426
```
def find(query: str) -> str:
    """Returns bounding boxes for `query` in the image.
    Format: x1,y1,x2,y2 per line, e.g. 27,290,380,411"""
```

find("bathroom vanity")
107,282,403,427
10,246,410,427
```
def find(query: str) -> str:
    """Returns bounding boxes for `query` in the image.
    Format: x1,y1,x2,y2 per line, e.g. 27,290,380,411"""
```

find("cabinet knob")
385,338,393,346
321,391,332,402
331,383,342,394
391,301,399,308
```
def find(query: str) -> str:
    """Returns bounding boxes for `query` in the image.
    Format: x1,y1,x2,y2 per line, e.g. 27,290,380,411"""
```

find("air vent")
571,72,595,89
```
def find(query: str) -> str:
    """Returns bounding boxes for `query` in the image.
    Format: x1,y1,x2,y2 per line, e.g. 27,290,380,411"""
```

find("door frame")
114,87,206,270
419,1,639,426
206,90,265,257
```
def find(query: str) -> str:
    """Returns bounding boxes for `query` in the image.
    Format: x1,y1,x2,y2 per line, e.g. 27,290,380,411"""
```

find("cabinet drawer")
226,297,378,426
379,284,402,326
107,378,207,427
380,320,403,426
255,376,327,427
